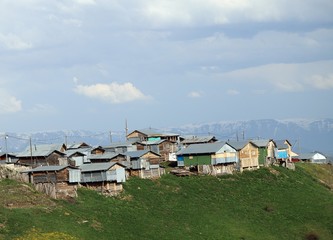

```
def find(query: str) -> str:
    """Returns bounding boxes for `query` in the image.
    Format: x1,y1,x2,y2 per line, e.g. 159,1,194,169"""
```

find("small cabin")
22,165,78,199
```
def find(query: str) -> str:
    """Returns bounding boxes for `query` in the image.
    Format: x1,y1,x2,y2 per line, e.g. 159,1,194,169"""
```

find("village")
0,128,330,199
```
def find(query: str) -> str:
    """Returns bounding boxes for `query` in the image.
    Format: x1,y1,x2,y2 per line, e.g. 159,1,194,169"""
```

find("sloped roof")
124,150,160,158
104,141,134,148
251,139,271,148
177,142,225,155
65,148,91,157
226,141,252,150
80,162,124,172
129,128,179,137
137,140,167,145
275,140,291,149
23,165,74,173
181,135,218,144
17,144,66,158
88,152,124,160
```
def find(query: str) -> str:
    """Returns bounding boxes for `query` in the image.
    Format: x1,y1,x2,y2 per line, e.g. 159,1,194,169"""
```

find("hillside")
0,165,333,240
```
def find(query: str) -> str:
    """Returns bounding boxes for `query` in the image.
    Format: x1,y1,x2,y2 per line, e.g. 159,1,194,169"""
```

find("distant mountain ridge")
167,118,333,154
1,118,333,155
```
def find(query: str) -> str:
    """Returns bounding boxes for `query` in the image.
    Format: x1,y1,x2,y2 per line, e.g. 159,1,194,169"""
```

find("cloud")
27,103,57,114
188,91,203,98
74,82,151,103
0,33,32,50
222,61,333,93
0,91,22,113
139,0,333,27
308,74,333,90
227,89,240,95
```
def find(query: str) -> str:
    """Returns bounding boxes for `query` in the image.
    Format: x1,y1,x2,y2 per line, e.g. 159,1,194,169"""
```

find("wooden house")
127,128,180,143
67,142,91,150
65,147,91,166
251,139,276,166
88,152,126,163
274,140,293,162
0,153,17,163
227,141,259,172
134,139,176,161
176,142,238,175
22,165,79,199
125,150,164,178
180,135,218,147
79,162,126,195
90,146,105,155
16,144,67,167
103,142,137,154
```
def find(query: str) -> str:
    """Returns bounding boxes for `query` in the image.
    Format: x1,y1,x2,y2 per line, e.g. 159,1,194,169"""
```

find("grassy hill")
0,164,333,240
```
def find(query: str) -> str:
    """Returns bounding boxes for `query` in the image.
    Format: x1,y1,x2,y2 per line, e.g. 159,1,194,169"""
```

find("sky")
1,0,333,133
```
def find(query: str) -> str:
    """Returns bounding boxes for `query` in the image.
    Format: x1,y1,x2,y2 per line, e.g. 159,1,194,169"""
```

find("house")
88,152,127,163
251,139,276,166
180,135,218,147
134,139,176,161
227,141,259,172
298,152,327,164
65,147,91,166
103,142,137,154
66,142,91,150
176,142,238,175
0,152,17,163
79,162,126,195
22,165,79,199
125,150,164,178
16,144,67,167
127,128,180,143
90,146,105,155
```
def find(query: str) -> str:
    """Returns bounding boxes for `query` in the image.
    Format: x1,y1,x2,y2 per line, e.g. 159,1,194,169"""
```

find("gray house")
79,162,126,195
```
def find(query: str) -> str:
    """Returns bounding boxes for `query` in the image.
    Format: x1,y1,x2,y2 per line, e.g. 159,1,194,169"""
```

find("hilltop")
0,164,333,240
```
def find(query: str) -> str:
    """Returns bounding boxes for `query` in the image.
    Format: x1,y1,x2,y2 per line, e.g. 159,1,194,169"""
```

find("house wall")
239,143,259,171
34,182,77,199
258,148,267,166
183,154,211,166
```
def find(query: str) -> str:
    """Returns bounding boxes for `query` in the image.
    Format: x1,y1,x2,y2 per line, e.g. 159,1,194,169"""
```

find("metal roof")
177,142,225,155
124,150,160,158
88,152,123,160
226,141,250,150
23,165,71,173
80,162,123,172
130,128,179,137
17,145,66,158
138,140,166,145
251,139,271,148
181,135,217,144
275,140,291,149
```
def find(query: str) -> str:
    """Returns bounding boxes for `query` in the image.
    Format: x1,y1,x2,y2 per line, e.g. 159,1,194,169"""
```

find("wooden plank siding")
239,143,259,171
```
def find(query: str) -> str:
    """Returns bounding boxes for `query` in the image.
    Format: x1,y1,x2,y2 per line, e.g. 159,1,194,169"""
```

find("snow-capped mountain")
1,118,333,155
167,118,333,154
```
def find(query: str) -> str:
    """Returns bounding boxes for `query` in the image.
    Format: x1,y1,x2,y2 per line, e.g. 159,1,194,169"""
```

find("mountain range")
1,118,332,155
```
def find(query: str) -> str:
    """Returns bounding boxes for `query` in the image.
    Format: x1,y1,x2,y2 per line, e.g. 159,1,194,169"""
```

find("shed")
22,165,78,199
298,152,327,164
79,162,126,195
124,150,164,178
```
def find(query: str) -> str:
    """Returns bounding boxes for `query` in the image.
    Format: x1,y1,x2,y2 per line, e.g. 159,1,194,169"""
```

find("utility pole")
64,135,68,147
29,137,33,166
5,134,8,163
125,119,128,141
242,131,245,140
109,131,113,144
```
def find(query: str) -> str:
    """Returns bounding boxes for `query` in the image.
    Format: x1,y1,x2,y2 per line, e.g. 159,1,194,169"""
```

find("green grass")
1,166,333,239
